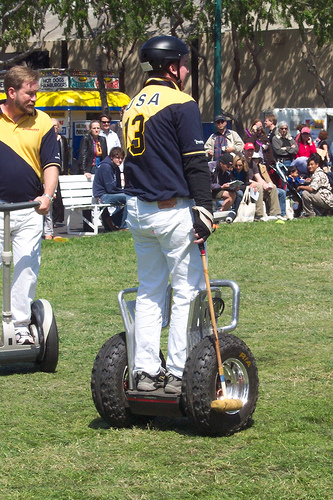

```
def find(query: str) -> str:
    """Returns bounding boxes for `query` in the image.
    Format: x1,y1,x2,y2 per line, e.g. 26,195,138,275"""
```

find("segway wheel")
91,332,136,428
182,332,259,436
32,299,59,373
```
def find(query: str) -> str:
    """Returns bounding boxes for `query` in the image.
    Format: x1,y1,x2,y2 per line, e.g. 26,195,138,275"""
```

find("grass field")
0,217,332,499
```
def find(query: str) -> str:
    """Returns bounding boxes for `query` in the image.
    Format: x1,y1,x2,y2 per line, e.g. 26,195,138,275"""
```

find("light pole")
214,0,222,119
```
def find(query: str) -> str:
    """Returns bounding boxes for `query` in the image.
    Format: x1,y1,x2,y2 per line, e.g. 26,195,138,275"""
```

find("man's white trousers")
126,197,205,379
0,208,42,329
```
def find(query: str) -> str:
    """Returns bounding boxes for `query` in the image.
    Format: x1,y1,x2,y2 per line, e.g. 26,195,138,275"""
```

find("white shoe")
254,216,266,221
15,329,34,345
266,215,278,220
277,215,287,221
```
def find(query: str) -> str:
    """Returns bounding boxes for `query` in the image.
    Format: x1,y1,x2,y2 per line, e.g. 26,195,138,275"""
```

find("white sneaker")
266,215,278,221
15,329,34,345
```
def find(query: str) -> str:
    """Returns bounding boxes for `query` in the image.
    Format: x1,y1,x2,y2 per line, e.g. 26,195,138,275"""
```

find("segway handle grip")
0,201,41,212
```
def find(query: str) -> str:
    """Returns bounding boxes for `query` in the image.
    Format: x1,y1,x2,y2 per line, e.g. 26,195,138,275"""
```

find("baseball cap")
301,127,311,134
214,114,228,122
219,152,234,166
244,142,255,151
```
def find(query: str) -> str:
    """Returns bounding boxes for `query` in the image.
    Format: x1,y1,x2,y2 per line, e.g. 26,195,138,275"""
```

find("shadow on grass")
89,415,255,437
0,362,38,376
89,415,199,435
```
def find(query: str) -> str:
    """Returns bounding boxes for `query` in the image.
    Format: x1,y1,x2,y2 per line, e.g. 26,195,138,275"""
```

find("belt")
157,198,177,209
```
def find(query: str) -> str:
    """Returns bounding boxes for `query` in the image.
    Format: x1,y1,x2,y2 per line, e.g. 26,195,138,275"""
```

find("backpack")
326,171,333,189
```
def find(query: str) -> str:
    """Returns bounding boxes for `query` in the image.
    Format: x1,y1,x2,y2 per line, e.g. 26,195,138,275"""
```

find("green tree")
0,0,51,69
56,0,206,110
280,0,333,107
56,0,165,110
216,0,278,137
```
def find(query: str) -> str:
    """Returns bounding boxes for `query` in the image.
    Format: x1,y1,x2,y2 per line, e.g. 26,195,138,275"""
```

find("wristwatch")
42,193,53,202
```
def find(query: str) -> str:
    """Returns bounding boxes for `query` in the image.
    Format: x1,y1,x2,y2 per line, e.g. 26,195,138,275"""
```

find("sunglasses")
101,120,110,124
280,127,288,130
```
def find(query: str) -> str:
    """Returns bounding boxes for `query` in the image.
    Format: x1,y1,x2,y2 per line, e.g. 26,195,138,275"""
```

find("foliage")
280,0,333,48
0,216,332,499
278,0,333,108
54,0,163,99
0,0,50,67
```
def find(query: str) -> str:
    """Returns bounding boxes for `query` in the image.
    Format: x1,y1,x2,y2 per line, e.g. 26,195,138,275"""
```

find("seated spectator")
297,153,333,217
93,147,127,230
247,118,275,167
210,152,237,211
287,165,309,190
286,165,306,216
272,121,298,165
296,127,317,158
230,155,249,213
243,143,283,220
205,114,244,160
253,152,287,218
290,157,309,179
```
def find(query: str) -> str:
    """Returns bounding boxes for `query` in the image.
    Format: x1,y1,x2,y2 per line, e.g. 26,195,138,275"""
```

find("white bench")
59,175,116,236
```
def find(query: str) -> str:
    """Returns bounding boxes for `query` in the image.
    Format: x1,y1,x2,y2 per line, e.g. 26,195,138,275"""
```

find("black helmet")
139,36,189,72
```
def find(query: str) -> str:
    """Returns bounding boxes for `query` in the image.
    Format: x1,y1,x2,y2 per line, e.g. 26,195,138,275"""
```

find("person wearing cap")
296,127,317,158
243,143,282,219
209,152,238,211
204,114,244,161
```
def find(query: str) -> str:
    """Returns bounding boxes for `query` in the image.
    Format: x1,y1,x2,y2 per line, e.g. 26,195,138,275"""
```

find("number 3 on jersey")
124,114,145,156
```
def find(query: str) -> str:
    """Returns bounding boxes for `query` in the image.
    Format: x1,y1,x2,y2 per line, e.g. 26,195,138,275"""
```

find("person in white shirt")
99,114,120,154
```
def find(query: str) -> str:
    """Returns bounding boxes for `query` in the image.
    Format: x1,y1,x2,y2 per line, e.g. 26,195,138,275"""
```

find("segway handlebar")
0,201,41,212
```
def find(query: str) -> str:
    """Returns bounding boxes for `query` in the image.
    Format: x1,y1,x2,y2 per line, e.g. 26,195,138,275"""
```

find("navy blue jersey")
123,78,207,202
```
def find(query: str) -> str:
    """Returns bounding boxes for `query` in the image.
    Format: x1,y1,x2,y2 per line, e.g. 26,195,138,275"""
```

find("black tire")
37,314,59,372
32,300,59,373
91,332,136,428
182,332,259,436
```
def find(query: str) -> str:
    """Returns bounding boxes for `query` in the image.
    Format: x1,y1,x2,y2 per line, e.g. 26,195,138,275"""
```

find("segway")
91,252,259,436
0,202,59,372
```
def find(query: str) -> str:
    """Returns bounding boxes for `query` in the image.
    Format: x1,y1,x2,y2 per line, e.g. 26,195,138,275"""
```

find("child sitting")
287,165,304,189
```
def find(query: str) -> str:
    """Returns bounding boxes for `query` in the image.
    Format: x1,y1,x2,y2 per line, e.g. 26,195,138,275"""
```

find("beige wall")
196,29,333,127
45,29,333,130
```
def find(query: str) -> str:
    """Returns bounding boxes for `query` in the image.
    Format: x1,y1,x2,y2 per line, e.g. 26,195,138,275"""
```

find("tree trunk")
300,34,332,108
95,44,109,115
118,63,125,93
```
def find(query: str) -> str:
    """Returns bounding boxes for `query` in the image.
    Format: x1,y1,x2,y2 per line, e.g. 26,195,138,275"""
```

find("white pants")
0,208,43,329
126,196,205,379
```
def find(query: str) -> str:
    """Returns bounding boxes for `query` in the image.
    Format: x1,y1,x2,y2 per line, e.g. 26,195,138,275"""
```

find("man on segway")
123,36,213,394
0,66,60,345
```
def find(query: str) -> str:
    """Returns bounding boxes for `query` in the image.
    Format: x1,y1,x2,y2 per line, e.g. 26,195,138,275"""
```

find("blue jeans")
234,190,244,213
277,188,286,216
101,193,127,228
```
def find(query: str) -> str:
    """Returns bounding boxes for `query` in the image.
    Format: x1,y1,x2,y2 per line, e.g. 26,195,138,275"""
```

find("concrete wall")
45,29,333,131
